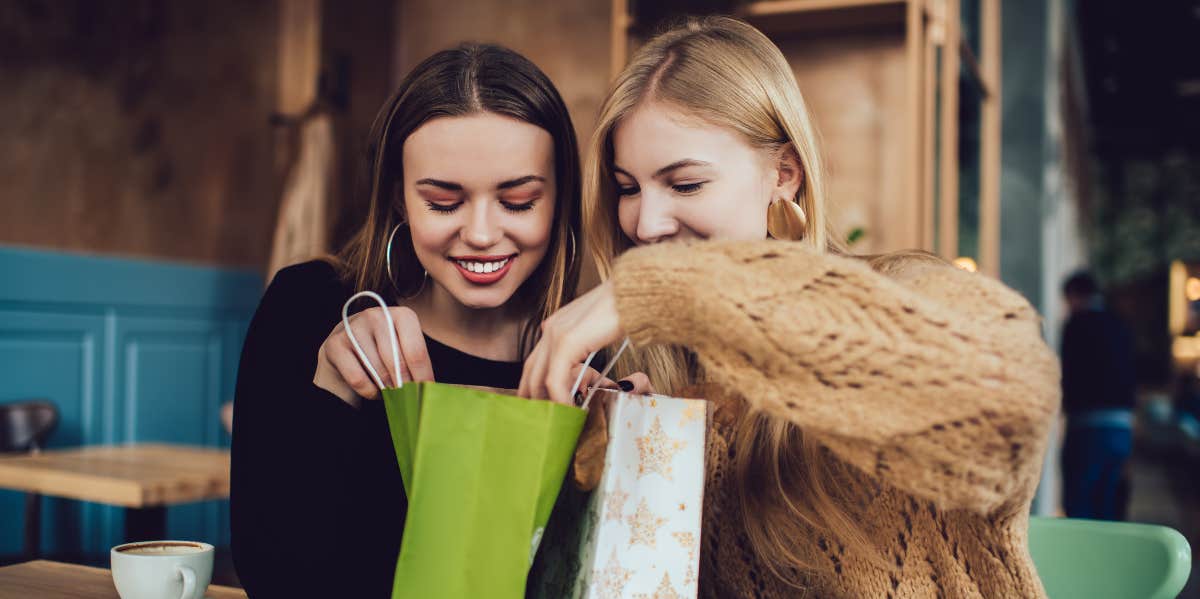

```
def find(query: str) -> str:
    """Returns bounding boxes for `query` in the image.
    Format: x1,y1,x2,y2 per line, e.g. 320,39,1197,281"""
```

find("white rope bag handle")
341,291,404,391
569,337,631,411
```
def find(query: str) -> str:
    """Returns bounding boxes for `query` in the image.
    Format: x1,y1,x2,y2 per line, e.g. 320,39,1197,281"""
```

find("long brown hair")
583,17,894,585
337,44,583,354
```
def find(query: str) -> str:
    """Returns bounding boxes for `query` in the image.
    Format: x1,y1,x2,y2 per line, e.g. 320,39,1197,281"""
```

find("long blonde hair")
583,16,881,584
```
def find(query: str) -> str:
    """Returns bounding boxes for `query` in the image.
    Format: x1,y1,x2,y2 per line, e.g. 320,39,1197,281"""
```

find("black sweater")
230,261,523,598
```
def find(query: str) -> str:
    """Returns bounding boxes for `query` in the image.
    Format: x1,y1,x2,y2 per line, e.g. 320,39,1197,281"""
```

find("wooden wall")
0,2,283,269
393,0,613,145
321,0,398,250
776,30,914,254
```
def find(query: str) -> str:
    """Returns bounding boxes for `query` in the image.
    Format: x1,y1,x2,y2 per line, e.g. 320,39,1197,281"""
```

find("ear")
773,143,804,202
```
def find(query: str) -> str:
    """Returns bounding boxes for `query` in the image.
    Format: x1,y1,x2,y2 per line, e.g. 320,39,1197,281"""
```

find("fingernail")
618,380,634,392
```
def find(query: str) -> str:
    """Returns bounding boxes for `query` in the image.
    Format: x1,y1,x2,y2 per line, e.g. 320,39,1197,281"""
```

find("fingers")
327,336,381,400
520,338,551,401
546,337,588,406
618,372,655,395
390,307,434,383
350,313,392,387
578,365,616,391
573,365,618,402
371,319,399,388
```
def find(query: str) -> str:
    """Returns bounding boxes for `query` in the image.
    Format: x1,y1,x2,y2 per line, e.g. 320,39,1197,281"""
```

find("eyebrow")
613,159,713,180
414,175,545,192
414,178,462,191
496,175,546,190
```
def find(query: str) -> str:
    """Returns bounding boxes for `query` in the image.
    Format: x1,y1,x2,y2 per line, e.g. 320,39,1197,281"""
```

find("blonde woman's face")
402,113,555,310
611,102,783,244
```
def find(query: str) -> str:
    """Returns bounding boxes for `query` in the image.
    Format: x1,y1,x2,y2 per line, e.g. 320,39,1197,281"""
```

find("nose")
461,198,502,249
634,192,680,244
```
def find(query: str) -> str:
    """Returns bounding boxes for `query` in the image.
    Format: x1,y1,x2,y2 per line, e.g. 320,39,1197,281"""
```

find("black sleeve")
230,262,366,598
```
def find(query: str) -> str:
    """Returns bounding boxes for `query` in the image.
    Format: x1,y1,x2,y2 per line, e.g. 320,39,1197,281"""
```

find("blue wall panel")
0,246,261,557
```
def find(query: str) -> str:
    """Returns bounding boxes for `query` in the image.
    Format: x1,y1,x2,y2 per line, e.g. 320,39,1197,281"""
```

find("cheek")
406,215,458,257
508,203,555,253
690,179,769,240
617,198,640,240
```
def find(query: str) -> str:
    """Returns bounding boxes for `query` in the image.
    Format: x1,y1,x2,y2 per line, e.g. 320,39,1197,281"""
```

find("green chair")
1029,516,1192,599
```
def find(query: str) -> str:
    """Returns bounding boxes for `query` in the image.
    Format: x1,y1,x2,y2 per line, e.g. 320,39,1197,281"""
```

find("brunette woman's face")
611,102,801,244
401,113,555,310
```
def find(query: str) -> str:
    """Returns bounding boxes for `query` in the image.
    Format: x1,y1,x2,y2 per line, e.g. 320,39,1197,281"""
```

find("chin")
450,288,517,310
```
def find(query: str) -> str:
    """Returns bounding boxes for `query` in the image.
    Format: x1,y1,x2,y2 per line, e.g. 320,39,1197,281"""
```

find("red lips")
450,254,516,285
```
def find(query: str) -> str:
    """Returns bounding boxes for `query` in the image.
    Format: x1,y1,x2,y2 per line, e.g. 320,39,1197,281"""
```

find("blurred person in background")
1060,270,1137,520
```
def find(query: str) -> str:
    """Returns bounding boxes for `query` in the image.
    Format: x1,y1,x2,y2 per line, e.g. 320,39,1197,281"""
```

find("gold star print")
604,481,630,522
626,499,667,548
636,416,687,479
683,564,698,589
672,531,696,550
633,573,683,599
672,531,698,562
679,400,705,426
591,548,633,599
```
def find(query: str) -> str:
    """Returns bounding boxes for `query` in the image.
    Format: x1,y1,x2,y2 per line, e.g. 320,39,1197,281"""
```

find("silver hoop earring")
385,222,427,298
566,228,577,265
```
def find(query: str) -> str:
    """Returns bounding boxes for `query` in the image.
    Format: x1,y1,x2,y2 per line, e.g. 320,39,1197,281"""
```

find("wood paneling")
979,0,1002,275
393,0,612,143
0,560,247,599
775,31,915,253
0,2,282,269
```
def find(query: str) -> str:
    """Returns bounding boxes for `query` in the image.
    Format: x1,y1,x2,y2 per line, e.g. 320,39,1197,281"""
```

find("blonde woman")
519,17,1059,598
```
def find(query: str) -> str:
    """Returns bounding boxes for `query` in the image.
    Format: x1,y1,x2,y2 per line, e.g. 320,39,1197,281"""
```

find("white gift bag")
569,388,708,598
529,340,708,598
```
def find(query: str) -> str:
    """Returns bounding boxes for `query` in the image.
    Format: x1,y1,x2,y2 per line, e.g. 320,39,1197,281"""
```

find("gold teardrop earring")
767,198,808,241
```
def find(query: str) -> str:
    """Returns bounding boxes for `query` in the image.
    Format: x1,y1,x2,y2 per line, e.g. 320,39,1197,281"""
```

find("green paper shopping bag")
342,292,586,598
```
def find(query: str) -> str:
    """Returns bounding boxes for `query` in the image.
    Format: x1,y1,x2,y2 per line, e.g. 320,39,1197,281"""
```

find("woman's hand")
519,281,648,405
314,306,435,408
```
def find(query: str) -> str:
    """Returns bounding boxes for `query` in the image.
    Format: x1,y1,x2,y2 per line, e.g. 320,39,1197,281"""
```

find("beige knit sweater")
608,240,1060,598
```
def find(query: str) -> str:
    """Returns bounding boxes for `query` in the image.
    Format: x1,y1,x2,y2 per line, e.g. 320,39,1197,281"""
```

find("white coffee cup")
111,540,214,599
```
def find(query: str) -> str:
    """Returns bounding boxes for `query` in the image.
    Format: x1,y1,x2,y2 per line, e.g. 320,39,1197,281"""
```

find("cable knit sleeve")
610,240,1061,515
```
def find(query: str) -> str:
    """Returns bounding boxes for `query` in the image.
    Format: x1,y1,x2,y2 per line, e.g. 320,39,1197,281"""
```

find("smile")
450,254,516,284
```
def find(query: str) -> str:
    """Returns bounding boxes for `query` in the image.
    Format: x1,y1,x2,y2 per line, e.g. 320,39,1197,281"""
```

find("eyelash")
502,200,537,213
616,182,706,196
423,200,537,214
425,200,461,213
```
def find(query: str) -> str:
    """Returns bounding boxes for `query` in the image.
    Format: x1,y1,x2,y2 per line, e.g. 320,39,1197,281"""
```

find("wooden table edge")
0,560,247,598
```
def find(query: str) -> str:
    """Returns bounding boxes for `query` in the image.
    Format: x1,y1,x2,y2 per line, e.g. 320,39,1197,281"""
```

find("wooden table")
0,560,247,599
0,444,230,541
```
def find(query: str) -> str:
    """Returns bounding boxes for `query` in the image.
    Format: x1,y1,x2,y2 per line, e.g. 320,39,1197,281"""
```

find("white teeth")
456,258,509,274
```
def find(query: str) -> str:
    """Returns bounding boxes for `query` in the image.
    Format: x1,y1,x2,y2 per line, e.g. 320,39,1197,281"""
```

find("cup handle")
177,564,197,599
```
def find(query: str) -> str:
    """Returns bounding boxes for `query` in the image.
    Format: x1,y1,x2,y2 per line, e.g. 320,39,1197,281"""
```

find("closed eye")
616,184,640,197
501,200,537,213
424,200,461,213
672,182,706,194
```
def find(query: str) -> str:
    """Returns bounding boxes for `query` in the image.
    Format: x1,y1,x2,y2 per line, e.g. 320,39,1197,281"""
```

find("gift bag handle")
570,337,631,411
341,290,404,391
